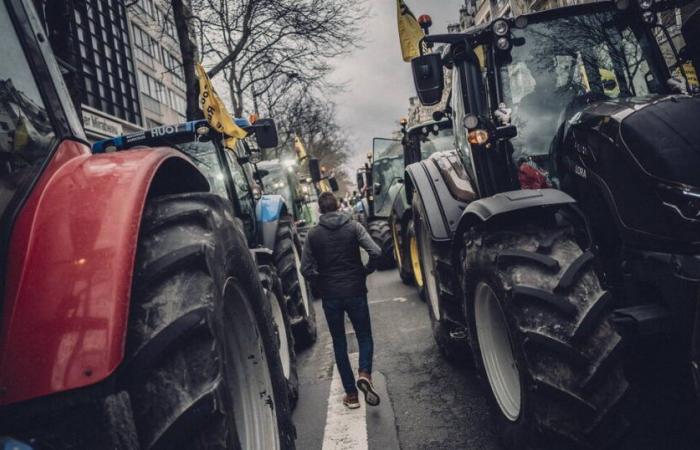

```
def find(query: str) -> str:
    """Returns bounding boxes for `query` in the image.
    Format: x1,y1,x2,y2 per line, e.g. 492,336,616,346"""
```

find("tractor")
0,1,297,448
405,0,699,448
92,119,323,406
354,139,405,269
257,157,336,245
390,118,454,300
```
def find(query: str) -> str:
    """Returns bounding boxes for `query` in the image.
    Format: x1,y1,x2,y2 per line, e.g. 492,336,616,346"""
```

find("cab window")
1,3,57,222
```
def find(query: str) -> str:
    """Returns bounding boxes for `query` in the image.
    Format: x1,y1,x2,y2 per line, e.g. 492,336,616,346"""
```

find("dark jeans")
322,295,374,394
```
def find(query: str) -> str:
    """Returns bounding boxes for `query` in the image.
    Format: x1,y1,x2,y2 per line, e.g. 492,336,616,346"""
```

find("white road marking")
321,352,368,450
369,297,407,305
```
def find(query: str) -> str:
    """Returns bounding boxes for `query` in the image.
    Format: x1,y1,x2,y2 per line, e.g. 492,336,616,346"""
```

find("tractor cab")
371,138,404,218
404,119,454,166
412,0,699,200
93,118,278,245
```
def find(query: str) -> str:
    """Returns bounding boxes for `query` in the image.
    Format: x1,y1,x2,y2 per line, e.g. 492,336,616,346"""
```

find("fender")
390,183,409,225
405,153,469,242
256,194,288,251
454,188,576,239
0,140,208,406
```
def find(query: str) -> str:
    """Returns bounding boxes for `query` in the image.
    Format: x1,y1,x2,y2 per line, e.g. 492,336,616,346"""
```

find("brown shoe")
343,392,360,409
356,371,380,407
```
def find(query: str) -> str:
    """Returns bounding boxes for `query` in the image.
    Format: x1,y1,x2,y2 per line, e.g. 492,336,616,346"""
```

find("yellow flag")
294,134,308,161
195,63,246,145
397,0,423,62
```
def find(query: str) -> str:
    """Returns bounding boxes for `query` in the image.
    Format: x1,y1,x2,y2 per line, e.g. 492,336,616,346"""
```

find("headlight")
638,0,653,9
642,11,656,24
658,184,700,221
492,19,509,37
496,36,511,51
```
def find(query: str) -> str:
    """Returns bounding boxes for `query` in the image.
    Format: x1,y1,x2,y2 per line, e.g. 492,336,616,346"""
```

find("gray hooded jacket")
300,212,381,298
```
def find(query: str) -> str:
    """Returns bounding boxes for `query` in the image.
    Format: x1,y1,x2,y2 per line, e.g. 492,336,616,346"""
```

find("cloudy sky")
328,0,464,172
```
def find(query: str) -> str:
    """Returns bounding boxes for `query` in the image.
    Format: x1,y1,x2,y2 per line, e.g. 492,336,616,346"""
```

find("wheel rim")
292,241,310,314
268,287,291,379
418,217,439,319
224,281,281,449
410,234,423,288
474,282,522,422
391,222,402,271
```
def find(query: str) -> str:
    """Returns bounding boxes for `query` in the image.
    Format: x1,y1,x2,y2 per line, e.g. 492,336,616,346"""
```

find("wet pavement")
292,269,700,450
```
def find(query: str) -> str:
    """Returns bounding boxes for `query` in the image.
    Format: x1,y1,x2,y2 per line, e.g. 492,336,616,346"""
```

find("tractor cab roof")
91,118,253,153
407,118,451,136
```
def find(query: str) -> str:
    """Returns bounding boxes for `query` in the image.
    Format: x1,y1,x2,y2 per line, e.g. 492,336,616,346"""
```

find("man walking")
301,192,382,409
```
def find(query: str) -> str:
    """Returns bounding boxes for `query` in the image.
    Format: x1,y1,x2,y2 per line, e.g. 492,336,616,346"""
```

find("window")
139,70,166,103
0,3,57,221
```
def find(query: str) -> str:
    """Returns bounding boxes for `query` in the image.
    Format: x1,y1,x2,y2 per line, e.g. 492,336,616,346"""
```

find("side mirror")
329,176,339,192
682,8,700,74
356,171,365,190
411,53,444,106
309,158,322,183
252,118,279,149
373,182,382,195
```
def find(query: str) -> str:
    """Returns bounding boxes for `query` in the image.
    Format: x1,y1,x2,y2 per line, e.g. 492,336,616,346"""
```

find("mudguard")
455,188,576,237
404,154,469,242
390,183,410,225
0,140,208,406
256,194,287,251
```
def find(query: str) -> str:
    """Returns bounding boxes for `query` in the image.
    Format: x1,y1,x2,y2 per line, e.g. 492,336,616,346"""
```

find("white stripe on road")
321,352,368,450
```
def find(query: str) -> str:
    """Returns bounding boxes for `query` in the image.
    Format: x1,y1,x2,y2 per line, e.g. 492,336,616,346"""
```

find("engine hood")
572,95,700,188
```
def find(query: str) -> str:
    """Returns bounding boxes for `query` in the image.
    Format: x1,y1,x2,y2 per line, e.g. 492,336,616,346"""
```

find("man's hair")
318,192,339,214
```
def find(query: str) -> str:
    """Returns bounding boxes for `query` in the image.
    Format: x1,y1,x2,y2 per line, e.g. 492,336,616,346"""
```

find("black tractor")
406,1,699,448
391,118,454,299
354,139,404,269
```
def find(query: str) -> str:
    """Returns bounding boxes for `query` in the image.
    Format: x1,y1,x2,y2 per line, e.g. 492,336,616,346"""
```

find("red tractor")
0,1,294,448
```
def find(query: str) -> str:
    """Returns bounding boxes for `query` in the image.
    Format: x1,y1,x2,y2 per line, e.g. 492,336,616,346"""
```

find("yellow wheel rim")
410,235,423,287
391,222,402,270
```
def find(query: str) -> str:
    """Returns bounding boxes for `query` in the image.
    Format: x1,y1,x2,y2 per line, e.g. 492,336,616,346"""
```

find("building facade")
129,0,187,128
34,0,188,141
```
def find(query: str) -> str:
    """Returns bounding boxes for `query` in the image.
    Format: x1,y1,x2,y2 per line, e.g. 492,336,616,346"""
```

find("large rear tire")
392,214,413,285
274,217,317,349
368,219,395,270
462,224,629,450
260,266,299,410
125,192,295,450
407,219,426,302
413,196,467,363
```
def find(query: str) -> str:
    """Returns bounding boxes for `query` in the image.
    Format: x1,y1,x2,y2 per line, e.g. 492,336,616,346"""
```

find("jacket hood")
319,212,351,230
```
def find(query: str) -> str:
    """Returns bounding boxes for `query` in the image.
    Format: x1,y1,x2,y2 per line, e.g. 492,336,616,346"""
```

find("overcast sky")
328,0,464,173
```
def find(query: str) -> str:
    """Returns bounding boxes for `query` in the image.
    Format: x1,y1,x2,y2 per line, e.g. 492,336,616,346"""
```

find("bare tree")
189,0,366,116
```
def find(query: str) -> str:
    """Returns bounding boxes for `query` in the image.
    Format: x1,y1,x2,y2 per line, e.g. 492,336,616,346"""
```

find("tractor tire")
413,196,469,363
406,219,426,302
275,217,317,349
368,220,395,270
297,226,310,248
260,265,299,410
125,192,295,450
392,215,413,285
462,225,629,450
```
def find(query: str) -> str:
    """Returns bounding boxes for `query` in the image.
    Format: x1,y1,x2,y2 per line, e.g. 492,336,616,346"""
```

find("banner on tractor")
396,0,423,62
294,133,308,161
195,63,246,147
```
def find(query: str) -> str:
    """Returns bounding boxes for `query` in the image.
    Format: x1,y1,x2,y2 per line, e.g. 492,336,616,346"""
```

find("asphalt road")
292,269,700,450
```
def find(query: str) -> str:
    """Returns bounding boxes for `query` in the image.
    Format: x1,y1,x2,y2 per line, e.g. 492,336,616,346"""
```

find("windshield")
373,138,402,161
175,141,229,199
501,10,664,162
418,127,454,159
258,161,293,205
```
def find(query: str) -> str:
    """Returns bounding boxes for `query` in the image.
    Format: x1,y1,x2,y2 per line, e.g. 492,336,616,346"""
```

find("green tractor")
354,139,405,269
405,1,699,448
390,118,454,299
257,158,321,244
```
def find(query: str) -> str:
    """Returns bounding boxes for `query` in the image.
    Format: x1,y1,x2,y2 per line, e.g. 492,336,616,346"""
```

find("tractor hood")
574,95,700,188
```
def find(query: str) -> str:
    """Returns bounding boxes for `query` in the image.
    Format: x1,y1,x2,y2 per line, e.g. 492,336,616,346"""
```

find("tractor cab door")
222,141,258,244
371,138,404,218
